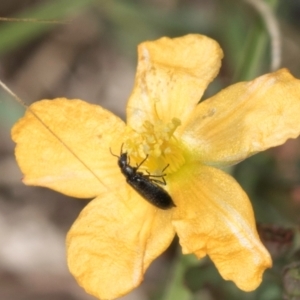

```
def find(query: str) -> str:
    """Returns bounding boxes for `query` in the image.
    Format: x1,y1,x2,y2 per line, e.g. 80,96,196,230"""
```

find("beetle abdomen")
127,175,175,209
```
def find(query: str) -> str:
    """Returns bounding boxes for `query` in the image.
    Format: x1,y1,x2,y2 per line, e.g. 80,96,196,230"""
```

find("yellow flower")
11,34,300,299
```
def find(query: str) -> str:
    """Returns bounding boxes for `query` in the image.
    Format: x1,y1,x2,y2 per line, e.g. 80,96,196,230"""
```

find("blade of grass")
0,0,97,54
233,0,280,81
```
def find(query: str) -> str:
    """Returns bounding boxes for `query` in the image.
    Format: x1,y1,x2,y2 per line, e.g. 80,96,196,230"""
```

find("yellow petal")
170,164,271,291
12,98,126,198
127,34,223,127
67,188,175,299
180,69,300,166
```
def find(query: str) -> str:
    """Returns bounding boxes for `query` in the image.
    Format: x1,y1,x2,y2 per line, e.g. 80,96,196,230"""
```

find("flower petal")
11,98,126,198
180,69,300,166
67,188,175,299
170,164,271,291
127,34,223,127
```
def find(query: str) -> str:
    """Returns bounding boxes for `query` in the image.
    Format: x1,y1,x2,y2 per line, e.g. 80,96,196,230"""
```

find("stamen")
125,118,185,174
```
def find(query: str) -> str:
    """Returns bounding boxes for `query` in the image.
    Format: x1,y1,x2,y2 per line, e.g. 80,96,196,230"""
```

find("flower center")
125,118,185,175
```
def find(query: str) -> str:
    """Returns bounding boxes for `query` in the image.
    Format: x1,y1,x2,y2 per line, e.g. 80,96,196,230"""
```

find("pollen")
125,118,185,174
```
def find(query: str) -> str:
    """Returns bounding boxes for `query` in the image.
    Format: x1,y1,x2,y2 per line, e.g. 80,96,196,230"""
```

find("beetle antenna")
109,147,119,158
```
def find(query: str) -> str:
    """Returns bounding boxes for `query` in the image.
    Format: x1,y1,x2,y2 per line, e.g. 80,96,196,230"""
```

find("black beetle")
110,146,175,209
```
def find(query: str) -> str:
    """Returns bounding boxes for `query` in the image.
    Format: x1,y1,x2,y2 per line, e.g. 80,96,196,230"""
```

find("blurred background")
0,0,300,299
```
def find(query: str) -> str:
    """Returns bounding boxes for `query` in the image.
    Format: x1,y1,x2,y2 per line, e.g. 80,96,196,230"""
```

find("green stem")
157,249,197,300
